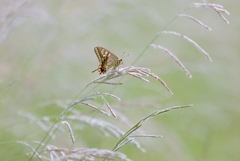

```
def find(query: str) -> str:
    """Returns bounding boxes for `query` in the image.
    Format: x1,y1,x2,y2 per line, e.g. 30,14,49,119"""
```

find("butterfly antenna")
121,51,130,59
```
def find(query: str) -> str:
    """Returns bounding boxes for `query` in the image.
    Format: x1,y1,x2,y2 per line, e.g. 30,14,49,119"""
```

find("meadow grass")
0,0,231,161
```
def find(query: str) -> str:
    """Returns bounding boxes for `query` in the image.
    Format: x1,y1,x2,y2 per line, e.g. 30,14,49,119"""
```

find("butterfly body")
92,47,122,74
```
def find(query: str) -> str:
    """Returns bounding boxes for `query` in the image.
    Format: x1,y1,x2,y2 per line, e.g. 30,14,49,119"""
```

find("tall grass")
0,0,230,161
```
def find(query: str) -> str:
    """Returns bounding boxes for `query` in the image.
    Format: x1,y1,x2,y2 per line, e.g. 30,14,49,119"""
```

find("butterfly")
92,47,123,74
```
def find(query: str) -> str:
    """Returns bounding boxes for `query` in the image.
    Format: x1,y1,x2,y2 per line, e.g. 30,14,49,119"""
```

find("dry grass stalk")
58,92,121,118
94,66,173,94
97,92,117,117
90,66,173,94
162,30,212,62
67,114,144,151
43,146,132,161
80,102,110,116
150,44,192,78
61,121,75,144
193,2,230,24
178,14,212,30
112,104,193,152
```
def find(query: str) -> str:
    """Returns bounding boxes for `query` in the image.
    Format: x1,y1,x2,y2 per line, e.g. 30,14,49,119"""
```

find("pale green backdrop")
0,0,239,161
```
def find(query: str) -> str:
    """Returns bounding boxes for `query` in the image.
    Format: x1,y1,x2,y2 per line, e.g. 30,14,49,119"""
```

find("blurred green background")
0,0,239,161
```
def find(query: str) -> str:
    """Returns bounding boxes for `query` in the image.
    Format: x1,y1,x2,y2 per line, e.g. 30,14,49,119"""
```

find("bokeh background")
0,0,239,161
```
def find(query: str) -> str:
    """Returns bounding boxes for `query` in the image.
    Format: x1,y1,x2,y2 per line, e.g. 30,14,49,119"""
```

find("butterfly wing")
92,47,106,73
92,47,122,74
94,47,105,63
105,52,120,69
